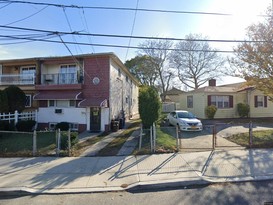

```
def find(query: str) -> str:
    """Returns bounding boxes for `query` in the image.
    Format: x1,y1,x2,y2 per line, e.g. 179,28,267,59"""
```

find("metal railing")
0,74,35,85
41,73,82,85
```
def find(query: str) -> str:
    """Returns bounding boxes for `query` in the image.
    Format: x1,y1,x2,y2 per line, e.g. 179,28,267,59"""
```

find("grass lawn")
226,130,273,148
0,131,56,156
0,131,77,157
134,127,177,155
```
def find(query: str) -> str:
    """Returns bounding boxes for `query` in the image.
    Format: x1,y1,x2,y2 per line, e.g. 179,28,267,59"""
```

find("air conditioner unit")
55,109,63,114
45,75,53,81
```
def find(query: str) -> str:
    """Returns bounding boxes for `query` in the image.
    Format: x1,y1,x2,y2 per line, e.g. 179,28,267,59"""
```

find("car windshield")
177,111,195,119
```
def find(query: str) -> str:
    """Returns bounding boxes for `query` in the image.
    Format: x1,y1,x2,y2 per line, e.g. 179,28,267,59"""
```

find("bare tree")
170,34,225,89
138,39,174,94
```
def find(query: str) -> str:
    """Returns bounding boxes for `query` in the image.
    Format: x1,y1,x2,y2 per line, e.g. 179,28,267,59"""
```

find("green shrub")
16,120,36,132
205,105,217,119
139,86,161,128
56,122,70,131
60,131,78,150
237,103,250,118
0,121,16,131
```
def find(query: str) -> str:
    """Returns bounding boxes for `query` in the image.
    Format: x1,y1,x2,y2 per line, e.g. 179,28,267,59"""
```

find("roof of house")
162,87,185,96
188,82,248,93
0,52,141,86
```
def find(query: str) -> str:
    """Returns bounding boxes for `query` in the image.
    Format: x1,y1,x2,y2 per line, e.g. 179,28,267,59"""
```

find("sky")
0,0,272,85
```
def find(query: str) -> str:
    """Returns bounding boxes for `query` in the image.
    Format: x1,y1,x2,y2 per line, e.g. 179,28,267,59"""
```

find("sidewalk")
1,148,273,193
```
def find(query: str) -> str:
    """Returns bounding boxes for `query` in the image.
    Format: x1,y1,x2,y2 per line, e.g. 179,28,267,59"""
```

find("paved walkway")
1,149,273,193
117,129,140,156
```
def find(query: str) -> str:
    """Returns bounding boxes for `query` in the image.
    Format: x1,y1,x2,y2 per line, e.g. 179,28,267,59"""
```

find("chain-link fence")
0,129,78,157
137,121,273,153
214,121,273,149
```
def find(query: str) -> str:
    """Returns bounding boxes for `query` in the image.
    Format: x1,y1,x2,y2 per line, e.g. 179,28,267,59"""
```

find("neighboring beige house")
163,79,273,119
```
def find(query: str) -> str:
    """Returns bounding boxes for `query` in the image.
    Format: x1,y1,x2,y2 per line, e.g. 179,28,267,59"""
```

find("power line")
0,34,236,53
124,0,139,61
0,25,271,44
4,5,48,26
0,0,270,17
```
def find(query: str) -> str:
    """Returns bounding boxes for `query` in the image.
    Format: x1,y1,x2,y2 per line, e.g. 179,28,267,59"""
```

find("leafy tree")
170,33,225,89
230,8,273,99
139,86,161,128
0,90,9,113
4,85,26,113
138,39,175,95
125,55,158,86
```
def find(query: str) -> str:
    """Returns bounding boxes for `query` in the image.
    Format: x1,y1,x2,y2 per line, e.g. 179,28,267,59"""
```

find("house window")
20,66,36,83
48,100,55,107
59,64,77,84
209,95,233,109
187,96,193,108
25,94,31,107
255,95,267,108
118,68,121,77
69,100,76,107
56,100,68,107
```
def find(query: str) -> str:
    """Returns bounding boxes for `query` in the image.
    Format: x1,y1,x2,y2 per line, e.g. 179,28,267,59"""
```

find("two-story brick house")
0,53,139,133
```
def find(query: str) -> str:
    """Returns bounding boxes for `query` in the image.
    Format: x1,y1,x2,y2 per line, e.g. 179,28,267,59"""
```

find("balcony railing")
0,74,35,85
41,73,83,85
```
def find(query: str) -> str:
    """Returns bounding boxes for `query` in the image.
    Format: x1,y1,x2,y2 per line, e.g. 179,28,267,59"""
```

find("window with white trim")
257,96,264,107
255,95,267,108
59,64,77,84
48,100,76,108
187,96,193,108
210,95,232,108
25,94,32,107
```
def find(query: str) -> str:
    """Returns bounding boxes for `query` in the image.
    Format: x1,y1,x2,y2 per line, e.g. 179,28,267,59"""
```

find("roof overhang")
33,91,82,100
78,98,108,108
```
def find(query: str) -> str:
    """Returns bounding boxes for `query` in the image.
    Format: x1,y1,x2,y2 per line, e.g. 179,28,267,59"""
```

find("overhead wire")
0,25,270,44
61,6,83,54
0,2,11,9
124,0,139,61
0,0,270,17
4,5,49,26
0,34,238,53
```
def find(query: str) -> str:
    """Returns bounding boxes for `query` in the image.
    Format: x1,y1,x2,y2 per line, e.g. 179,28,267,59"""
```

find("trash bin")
111,120,119,132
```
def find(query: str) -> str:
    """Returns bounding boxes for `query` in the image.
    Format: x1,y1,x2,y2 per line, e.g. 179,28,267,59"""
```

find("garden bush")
0,121,15,131
16,120,36,132
205,105,217,119
237,103,250,118
56,122,70,131
60,131,78,150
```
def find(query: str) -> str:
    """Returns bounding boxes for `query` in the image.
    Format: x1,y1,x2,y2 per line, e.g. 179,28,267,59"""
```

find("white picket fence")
0,110,37,124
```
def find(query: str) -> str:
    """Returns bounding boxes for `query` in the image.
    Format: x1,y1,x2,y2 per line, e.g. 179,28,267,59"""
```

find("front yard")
227,130,273,148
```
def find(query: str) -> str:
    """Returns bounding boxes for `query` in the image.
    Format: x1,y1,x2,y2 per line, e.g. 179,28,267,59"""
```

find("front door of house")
90,107,101,132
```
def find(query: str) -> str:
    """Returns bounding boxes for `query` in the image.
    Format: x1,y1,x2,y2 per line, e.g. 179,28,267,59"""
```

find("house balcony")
36,73,83,90
0,74,35,85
